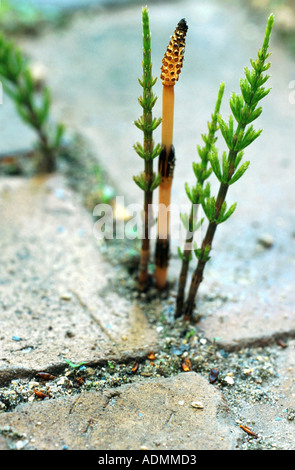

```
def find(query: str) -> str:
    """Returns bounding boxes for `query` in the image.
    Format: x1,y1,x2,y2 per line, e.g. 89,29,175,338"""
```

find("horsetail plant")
175,83,225,318
183,14,274,320
155,18,188,290
133,7,162,289
0,33,64,173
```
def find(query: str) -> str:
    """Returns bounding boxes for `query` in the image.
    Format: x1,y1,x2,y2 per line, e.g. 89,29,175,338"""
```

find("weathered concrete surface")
0,435,8,450
10,0,295,347
0,175,159,383
0,372,238,450
231,340,295,450
167,216,295,350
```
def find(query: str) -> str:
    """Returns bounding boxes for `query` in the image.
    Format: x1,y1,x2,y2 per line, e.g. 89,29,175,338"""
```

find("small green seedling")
185,329,196,340
64,359,87,369
0,32,64,173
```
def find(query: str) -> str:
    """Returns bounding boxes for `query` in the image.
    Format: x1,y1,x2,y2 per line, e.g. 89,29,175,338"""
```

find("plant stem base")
155,266,168,290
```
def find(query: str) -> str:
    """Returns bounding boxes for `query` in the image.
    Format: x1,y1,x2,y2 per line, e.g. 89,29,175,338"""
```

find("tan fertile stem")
155,18,188,290
161,85,175,154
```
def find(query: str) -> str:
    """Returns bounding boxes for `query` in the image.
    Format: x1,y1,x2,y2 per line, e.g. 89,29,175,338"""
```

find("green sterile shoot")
183,13,274,320
0,33,64,173
133,6,162,289
175,83,224,319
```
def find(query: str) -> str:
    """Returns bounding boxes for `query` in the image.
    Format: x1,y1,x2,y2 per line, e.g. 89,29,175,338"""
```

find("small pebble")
29,381,39,389
224,376,235,386
257,233,274,248
60,293,72,301
57,377,66,386
191,401,204,409
209,368,219,384
15,440,27,450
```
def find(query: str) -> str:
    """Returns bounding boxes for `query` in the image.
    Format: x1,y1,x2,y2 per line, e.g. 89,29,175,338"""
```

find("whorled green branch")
175,82,225,318
133,6,162,288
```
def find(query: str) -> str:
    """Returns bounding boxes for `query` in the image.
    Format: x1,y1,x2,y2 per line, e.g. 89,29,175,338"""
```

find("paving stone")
167,213,295,350
0,175,159,384
0,435,9,450
0,372,239,450
229,340,295,450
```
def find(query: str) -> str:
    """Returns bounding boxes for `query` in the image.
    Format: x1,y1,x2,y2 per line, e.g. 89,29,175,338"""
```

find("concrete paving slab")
0,372,239,450
229,340,295,450
0,175,159,384
167,214,295,350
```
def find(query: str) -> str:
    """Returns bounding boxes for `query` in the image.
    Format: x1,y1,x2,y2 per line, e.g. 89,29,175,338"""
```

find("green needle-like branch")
0,33,64,173
133,6,161,289
175,83,224,318
183,13,274,320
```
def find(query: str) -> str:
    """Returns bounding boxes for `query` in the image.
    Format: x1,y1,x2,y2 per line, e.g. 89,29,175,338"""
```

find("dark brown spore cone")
160,18,188,86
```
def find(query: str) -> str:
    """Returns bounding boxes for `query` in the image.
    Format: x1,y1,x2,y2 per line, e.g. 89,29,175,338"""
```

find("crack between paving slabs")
219,328,295,352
